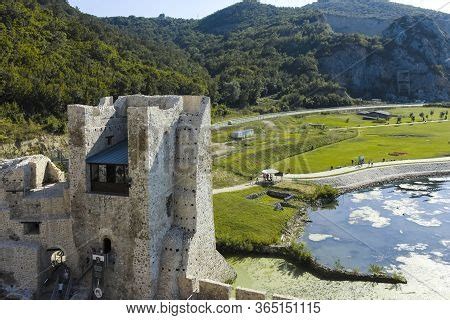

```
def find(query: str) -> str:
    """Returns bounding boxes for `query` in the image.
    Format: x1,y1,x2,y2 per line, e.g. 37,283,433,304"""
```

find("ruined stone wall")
193,279,293,300
68,98,127,200
82,193,133,298
1,95,237,299
236,287,267,300
0,156,78,293
0,241,40,293
198,279,232,300
67,95,196,299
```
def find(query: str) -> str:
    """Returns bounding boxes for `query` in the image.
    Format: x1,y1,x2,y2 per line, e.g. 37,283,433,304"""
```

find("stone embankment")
287,158,450,191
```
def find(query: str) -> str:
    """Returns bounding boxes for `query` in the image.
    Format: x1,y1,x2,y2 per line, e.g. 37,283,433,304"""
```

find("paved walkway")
212,157,450,194
213,183,257,195
212,103,424,129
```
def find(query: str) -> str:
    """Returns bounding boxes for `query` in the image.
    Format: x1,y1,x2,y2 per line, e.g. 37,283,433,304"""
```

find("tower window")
106,136,114,145
166,194,173,217
89,164,129,196
23,222,40,235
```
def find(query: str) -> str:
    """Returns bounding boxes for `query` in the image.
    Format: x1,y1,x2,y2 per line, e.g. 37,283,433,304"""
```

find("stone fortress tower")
0,95,235,299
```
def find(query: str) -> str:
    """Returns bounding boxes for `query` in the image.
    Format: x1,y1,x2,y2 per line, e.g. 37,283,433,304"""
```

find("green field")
274,121,450,173
212,106,450,186
213,187,297,247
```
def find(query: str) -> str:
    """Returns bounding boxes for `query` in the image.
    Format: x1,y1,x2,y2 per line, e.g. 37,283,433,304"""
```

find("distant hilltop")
309,0,450,36
318,0,390,3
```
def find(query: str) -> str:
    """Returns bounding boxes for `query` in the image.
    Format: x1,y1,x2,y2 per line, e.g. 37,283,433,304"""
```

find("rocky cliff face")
318,16,450,102
324,14,391,36
308,0,450,36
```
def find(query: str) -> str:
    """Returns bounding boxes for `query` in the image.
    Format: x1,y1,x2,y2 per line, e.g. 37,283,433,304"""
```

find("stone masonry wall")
127,96,183,299
0,156,78,294
311,161,450,190
198,279,232,300
236,287,267,300
176,97,236,289
68,98,132,299
0,240,40,293
2,95,237,299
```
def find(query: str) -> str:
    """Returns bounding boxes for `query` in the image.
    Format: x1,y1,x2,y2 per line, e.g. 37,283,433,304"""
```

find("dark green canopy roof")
86,140,128,165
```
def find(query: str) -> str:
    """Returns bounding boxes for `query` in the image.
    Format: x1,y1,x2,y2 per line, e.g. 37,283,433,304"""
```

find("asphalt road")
211,103,425,130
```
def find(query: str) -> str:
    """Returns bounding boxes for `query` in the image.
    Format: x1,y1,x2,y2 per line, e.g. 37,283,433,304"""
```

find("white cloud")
349,206,391,228
351,189,384,203
308,233,334,241
383,199,442,227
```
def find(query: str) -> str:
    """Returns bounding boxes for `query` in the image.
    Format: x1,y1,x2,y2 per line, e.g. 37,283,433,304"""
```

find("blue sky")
67,0,450,19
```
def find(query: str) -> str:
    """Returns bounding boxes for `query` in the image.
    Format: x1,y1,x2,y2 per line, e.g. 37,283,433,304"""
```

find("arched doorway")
103,238,112,254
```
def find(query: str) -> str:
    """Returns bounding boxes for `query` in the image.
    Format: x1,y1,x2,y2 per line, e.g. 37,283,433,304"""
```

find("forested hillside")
0,0,210,141
1,0,449,146
107,1,449,108
309,0,447,19
106,2,354,111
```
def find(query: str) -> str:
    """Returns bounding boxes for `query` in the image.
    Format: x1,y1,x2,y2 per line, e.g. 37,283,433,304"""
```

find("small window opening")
23,222,40,235
166,194,173,217
106,136,114,145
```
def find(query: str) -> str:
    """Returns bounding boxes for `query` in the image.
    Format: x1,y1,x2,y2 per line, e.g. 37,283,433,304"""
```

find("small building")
358,110,392,120
308,123,326,129
231,129,254,139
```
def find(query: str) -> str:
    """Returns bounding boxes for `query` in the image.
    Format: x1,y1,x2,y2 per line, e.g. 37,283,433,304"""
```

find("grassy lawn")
214,187,297,247
214,129,357,178
213,168,249,189
212,107,450,185
273,121,450,173
272,107,450,129
213,119,357,179
213,107,449,134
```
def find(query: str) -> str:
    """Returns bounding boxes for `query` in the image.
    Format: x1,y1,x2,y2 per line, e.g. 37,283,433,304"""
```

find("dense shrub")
312,185,339,203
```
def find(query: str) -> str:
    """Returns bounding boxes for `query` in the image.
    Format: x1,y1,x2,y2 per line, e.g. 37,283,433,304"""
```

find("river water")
303,177,450,272
227,176,450,299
